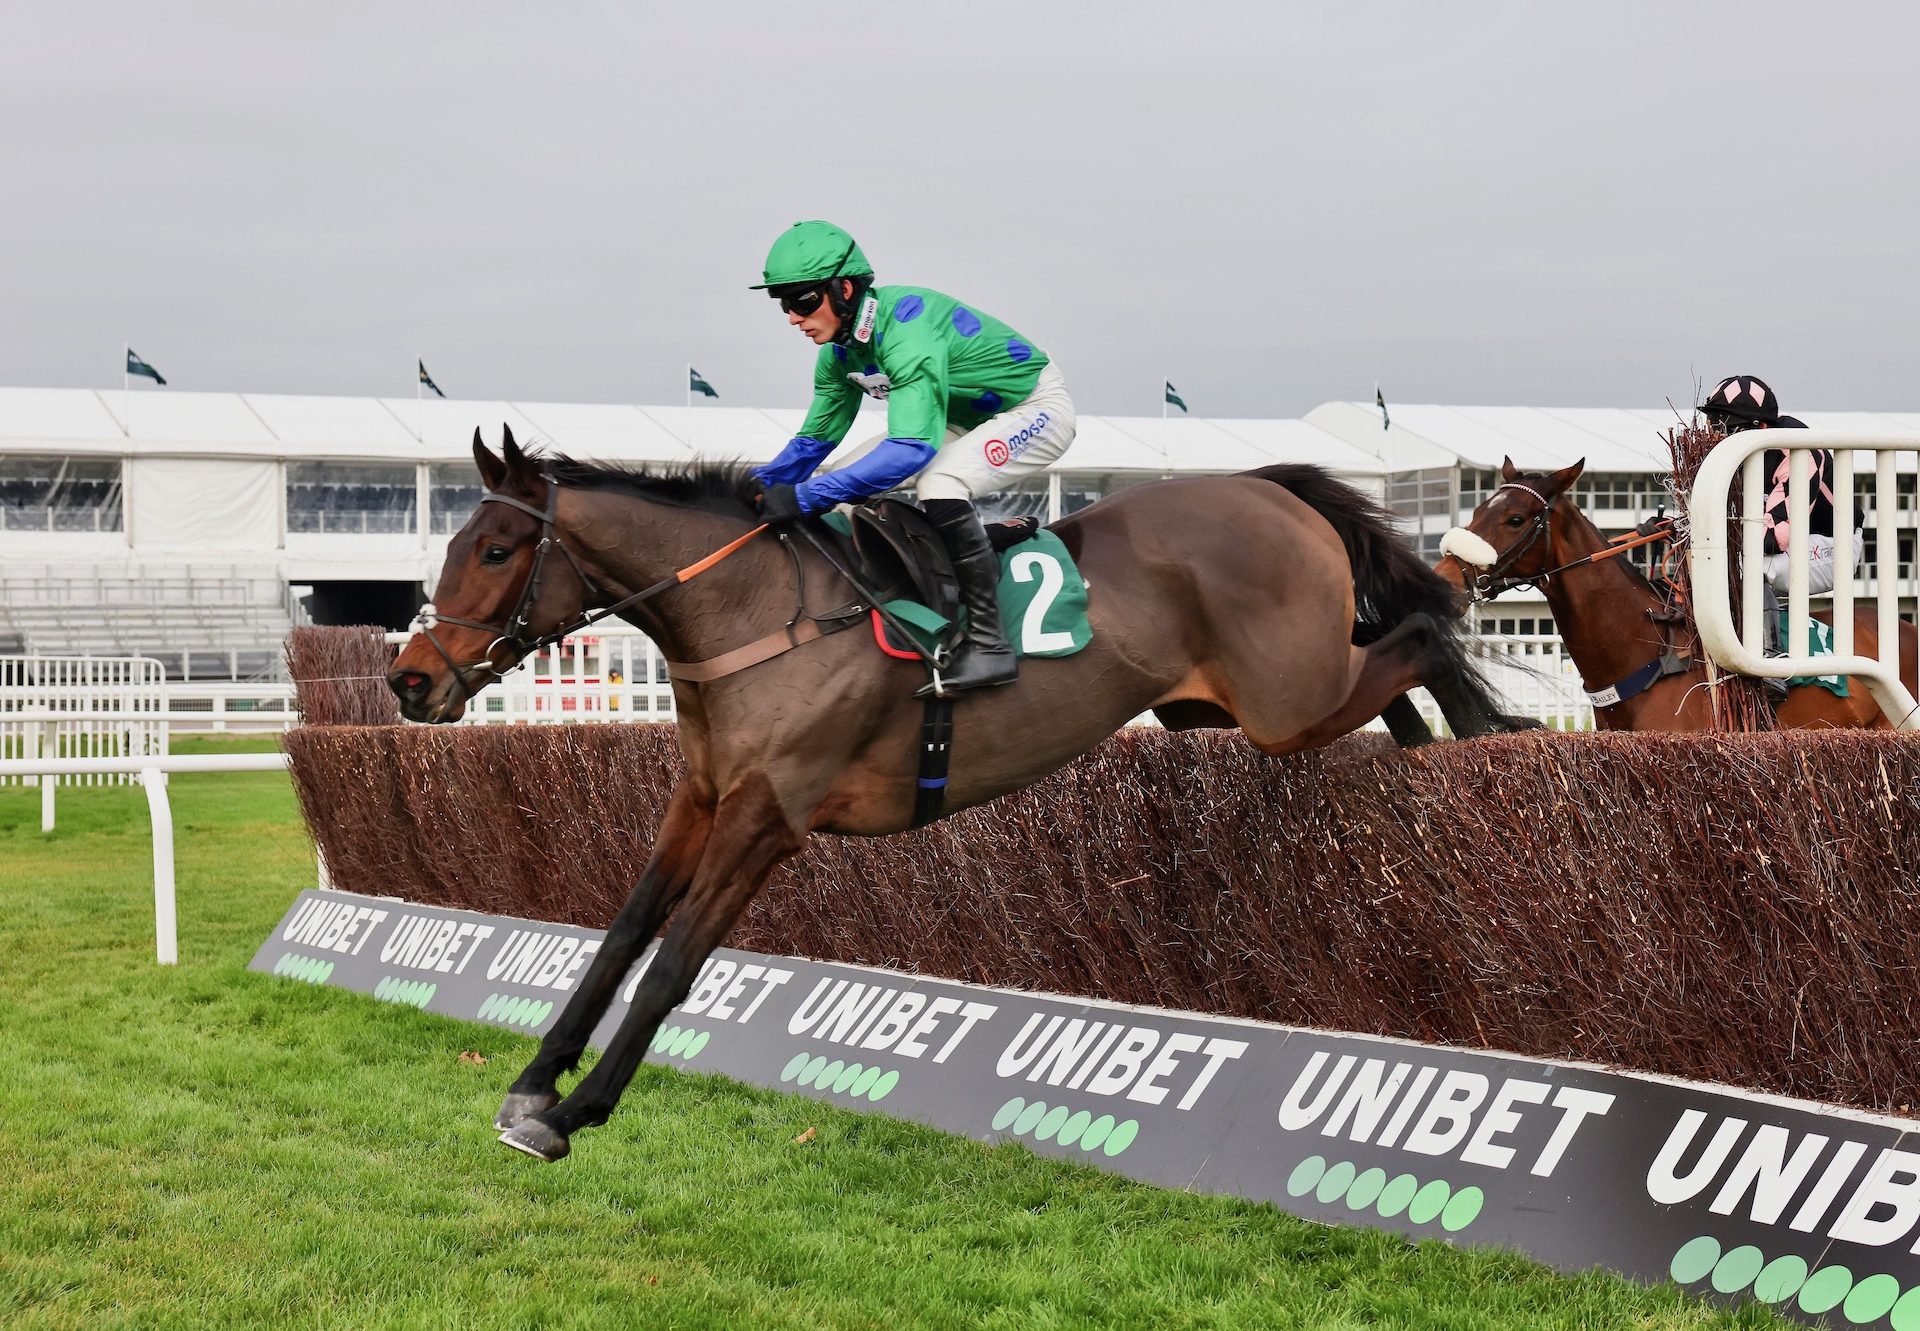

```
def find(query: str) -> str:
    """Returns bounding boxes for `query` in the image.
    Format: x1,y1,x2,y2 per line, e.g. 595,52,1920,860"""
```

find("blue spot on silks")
864,364,879,376
895,295,925,322
1007,340,1032,363
832,344,847,362
951,306,982,338
971,391,1003,414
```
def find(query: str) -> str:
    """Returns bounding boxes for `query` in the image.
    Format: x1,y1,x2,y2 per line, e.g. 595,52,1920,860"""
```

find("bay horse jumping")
389,426,1514,1161
1435,457,1919,730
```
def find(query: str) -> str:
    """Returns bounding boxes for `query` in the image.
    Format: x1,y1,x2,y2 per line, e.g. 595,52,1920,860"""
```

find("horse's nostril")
393,671,430,696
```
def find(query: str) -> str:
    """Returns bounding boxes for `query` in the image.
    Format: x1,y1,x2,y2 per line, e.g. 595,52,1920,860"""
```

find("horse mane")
537,451,760,518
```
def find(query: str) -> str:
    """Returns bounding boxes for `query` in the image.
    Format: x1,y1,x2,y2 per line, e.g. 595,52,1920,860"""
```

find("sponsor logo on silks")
847,368,892,399
1003,411,1052,463
853,293,879,344
984,439,1011,467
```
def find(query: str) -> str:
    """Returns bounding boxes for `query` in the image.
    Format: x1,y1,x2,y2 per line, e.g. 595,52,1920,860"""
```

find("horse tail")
1244,463,1507,730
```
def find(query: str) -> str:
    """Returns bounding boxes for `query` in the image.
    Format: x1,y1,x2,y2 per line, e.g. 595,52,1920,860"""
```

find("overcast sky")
2,1,1915,419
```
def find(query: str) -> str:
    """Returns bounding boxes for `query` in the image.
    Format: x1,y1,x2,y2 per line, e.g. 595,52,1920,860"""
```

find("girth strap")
1584,651,1692,709
668,619,828,683
912,697,955,827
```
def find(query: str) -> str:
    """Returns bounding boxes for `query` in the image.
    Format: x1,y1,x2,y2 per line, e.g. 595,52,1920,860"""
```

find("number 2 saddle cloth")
820,502,1092,663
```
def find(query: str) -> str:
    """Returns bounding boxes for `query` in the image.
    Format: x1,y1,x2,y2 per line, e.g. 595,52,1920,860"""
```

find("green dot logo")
1844,1273,1901,1325
1751,1254,1807,1304
275,953,333,984
1798,1265,1852,1316
1345,1167,1387,1211
1438,1186,1483,1233
988,1097,1133,1154
1376,1173,1419,1219
1407,1179,1451,1226
1316,1161,1357,1205
777,1053,897,1098
1280,1159,1478,1233
1709,1244,1765,1296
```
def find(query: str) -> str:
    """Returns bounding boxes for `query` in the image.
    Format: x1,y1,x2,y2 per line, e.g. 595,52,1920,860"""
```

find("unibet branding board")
257,890,1920,1328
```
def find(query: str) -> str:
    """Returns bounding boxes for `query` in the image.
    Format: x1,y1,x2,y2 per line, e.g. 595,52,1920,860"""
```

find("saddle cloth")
819,505,1092,662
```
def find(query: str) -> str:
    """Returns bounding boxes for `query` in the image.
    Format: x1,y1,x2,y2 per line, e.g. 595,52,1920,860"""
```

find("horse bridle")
411,488,613,699
1463,482,1557,601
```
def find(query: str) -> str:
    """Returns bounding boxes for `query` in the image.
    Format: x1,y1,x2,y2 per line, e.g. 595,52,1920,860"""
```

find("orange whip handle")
677,523,769,582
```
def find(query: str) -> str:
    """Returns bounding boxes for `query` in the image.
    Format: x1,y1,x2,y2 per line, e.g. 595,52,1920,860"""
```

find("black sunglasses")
778,285,829,316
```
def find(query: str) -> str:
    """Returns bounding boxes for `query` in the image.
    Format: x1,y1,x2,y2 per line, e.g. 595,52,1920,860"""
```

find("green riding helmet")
750,220,873,290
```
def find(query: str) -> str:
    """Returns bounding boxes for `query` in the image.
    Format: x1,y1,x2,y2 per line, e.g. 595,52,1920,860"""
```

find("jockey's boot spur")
918,499,1018,697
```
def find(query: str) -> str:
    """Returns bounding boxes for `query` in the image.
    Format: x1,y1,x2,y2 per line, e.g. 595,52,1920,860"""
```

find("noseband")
412,488,607,699
1462,482,1555,602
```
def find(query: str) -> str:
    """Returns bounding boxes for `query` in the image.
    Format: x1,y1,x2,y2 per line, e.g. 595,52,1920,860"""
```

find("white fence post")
141,765,178,965
1691,428,1919,729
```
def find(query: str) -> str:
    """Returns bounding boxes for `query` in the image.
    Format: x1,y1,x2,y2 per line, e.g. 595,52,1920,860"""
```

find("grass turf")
0,736,1787,1330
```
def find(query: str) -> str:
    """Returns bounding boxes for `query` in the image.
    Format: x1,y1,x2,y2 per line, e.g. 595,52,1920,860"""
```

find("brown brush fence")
284,722,1920,1112
285,626,399,727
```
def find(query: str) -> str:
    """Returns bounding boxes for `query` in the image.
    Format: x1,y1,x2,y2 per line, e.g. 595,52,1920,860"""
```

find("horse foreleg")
498,773,802,1162
494,784,713,1130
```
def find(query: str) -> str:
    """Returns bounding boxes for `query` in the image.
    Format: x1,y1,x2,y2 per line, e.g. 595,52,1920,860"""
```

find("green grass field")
0,736,1785,1330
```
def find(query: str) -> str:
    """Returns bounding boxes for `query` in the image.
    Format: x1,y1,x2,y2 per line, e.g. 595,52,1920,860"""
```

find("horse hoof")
498,1117,570,1162
494,1090,560,1131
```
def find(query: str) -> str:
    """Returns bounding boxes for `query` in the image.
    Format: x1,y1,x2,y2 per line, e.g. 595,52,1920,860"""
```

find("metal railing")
1690,429,1920,729
0,751,292,964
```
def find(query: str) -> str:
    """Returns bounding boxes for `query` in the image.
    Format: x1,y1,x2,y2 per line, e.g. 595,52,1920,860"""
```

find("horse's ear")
500,422,532,482
1552,457,1587,491
472,428,508,490
1499,456,1519,482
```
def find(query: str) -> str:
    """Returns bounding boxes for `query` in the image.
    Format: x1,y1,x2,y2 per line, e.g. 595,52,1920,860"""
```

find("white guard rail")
0,751,291,964
1689,428,1919,729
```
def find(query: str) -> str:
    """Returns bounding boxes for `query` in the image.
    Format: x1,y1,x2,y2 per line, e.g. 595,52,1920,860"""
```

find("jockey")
1698,374,1862,597
749,220,1076,694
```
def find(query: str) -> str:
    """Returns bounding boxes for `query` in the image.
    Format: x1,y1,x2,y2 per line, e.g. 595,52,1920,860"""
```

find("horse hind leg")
1257,613,1506,756
495,785,712,1131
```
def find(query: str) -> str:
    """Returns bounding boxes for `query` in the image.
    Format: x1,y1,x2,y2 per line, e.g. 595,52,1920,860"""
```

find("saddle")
815,500,1042,656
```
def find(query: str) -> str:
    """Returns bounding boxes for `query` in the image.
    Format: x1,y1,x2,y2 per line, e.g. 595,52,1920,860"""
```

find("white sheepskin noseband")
1439,527,1498,568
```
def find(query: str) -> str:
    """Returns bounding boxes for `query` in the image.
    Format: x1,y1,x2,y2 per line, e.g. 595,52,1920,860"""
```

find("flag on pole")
418,360,446,399
126,348,166,385
1164,380,1187,414
1376,385,1390,432
689,366,719,399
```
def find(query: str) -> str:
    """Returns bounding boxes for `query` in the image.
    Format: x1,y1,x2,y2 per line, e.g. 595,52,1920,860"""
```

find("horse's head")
388,424,597,722
1434,456,1585,601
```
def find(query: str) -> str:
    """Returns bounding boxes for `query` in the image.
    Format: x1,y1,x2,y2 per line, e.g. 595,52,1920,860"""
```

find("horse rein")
1460,482,1672,602
412,486,768,700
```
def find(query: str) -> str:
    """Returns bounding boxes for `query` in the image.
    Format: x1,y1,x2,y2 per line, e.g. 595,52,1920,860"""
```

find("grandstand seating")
0,563,293,679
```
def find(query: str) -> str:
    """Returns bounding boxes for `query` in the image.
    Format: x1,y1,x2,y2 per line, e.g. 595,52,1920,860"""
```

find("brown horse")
388,426,1515,1161
1434,457,1919,730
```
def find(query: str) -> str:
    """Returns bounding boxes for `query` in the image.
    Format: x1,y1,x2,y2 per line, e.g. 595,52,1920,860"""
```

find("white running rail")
0,751,291,964
1690,428,1919,729
384,626,676,722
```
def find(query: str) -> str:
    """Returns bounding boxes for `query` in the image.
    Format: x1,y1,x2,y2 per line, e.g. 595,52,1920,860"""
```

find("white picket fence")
0,655,169,787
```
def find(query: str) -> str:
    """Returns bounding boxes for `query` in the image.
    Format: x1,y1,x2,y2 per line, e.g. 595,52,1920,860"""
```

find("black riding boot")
917,499,1018,697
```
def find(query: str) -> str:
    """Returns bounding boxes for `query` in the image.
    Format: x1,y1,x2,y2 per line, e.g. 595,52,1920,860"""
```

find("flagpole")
415,356,424,444
686,362,691,410
1161,375,1166,420
123,341,130,438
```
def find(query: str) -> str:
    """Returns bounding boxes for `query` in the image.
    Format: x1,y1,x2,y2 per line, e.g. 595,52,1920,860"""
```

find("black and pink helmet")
1699,375,1781,427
